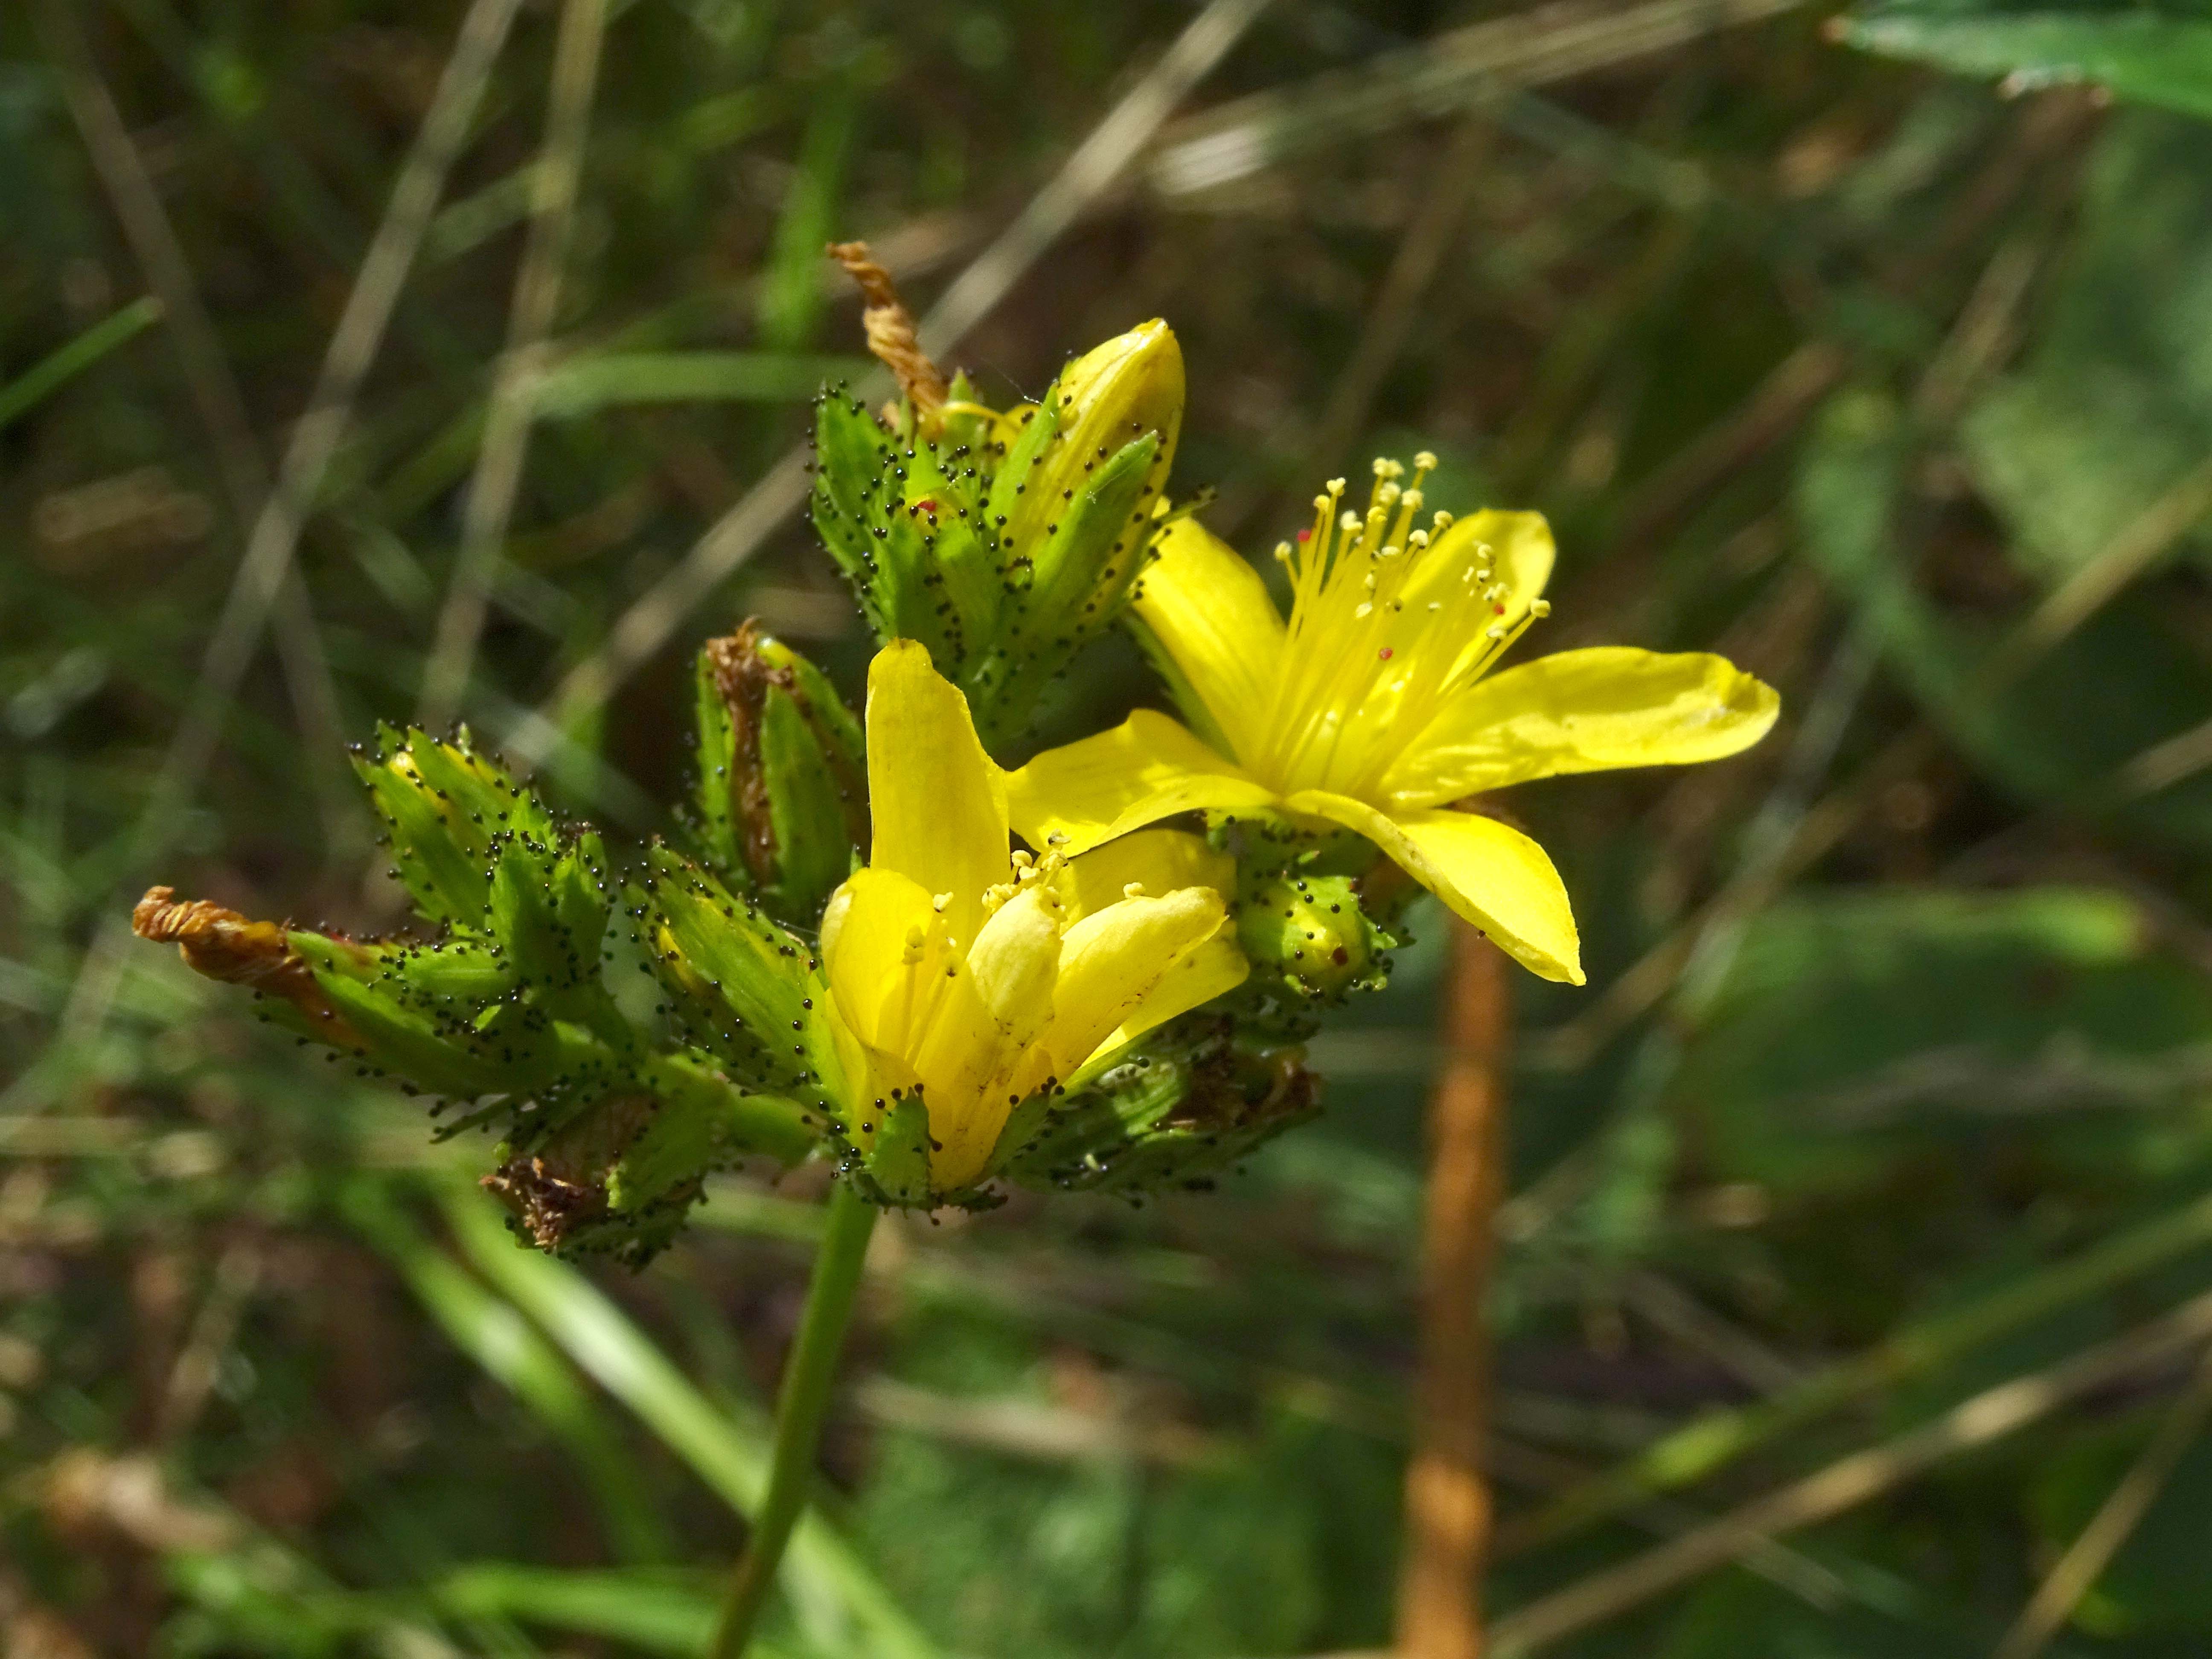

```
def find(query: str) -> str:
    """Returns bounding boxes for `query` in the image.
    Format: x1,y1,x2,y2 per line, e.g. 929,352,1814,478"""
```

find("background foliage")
8,0,2212,1654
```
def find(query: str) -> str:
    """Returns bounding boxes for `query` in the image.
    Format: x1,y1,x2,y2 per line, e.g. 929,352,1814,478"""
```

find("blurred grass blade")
1147,0,1802,196
436,1183,937,1658
433,1563,780,1658
0,294,162,430
529,352,871,419
345,1182,674,1564
1507,1187,2212,1549
527,0,1272,750
1492,1286,2212,1655
1838,3,2212,121
758,81,859,349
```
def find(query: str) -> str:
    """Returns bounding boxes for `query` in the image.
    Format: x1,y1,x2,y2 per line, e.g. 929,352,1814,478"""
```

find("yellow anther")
1122,881,1148,899
1531,599,1552,618
1414,450,1438,472
932,891,952,913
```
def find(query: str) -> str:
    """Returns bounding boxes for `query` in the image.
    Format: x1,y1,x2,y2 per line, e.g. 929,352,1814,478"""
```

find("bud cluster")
139,728,821,1266
808,320,1182,748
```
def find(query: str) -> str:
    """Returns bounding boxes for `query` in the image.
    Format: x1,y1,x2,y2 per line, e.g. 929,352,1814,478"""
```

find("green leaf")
0,294,163,431
431,1563,760,1657
439,1183,938,1659
2031,1412,2212,1634
344,1182,673,1563
1797,386,2212,849
1838,3,2212,122
1674,886,2212,1196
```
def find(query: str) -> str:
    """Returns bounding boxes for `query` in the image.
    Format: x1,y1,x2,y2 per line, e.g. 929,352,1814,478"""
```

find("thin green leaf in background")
1838,0,2212,121
0,293,161,430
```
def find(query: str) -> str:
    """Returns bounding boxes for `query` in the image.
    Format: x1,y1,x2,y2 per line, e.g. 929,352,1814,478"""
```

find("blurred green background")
10,0,2212,1654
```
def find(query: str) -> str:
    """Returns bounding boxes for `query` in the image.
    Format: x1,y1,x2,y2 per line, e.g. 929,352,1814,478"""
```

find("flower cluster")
136,258,1777,1257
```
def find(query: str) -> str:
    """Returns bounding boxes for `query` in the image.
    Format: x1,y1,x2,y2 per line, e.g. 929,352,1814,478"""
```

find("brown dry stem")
1396,923,1511,1658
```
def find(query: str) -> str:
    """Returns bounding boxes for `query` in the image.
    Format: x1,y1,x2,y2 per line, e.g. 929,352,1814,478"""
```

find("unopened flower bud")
692,622,868,928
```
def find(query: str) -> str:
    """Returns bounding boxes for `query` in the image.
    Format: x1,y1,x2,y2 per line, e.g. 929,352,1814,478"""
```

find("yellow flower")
815,640,1246,1196
1004,456,1781,985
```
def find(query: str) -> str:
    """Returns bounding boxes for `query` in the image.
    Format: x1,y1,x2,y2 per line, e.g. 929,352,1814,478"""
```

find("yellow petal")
1282,790,1583,984
1409,507,1554,613
1057,827,1236,923
966,885,1063,1057
906,946,1006,1189
1092,933,1248,1064
1383,647,1782,808
1403,509,1556,682
865,640,1008,941
1004,710,1280,858
1129,517,1285,763
1038,887,1227,1077
820,867,937,1050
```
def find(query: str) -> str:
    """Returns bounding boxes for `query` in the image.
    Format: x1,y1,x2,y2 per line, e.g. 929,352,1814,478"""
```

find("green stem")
709,1179,878,1659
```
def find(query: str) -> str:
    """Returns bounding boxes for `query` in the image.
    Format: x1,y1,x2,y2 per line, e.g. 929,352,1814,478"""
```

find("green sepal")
851,1091,935,1208
691,647,747,884
308,966,516,1098
641,847,825,1096
607,1052,817,1214
487,830,616,1030
757,686,856,922
898,439,1002,650
353,724,552,926
1021,430,1158,631
809,387,899,638
935,369,992,455
1234,869,1393,1004
965,431,1160,743
380,937,516,1007
1210,812,1400,1011
981,393,1059,557
993,1016,1320,1198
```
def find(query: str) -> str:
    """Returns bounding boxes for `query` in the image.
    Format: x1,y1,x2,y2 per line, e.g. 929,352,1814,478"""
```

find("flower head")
1005,457,1781,984
815,641,1244,1201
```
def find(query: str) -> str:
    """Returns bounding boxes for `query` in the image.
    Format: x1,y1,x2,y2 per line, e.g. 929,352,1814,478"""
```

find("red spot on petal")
1296,528,1312,541
1493,603,1506,614
1377,646,1393,661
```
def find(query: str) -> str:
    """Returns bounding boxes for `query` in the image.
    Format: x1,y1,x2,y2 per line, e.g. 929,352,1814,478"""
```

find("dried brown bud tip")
827,239,948,416
131,885,357,1040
